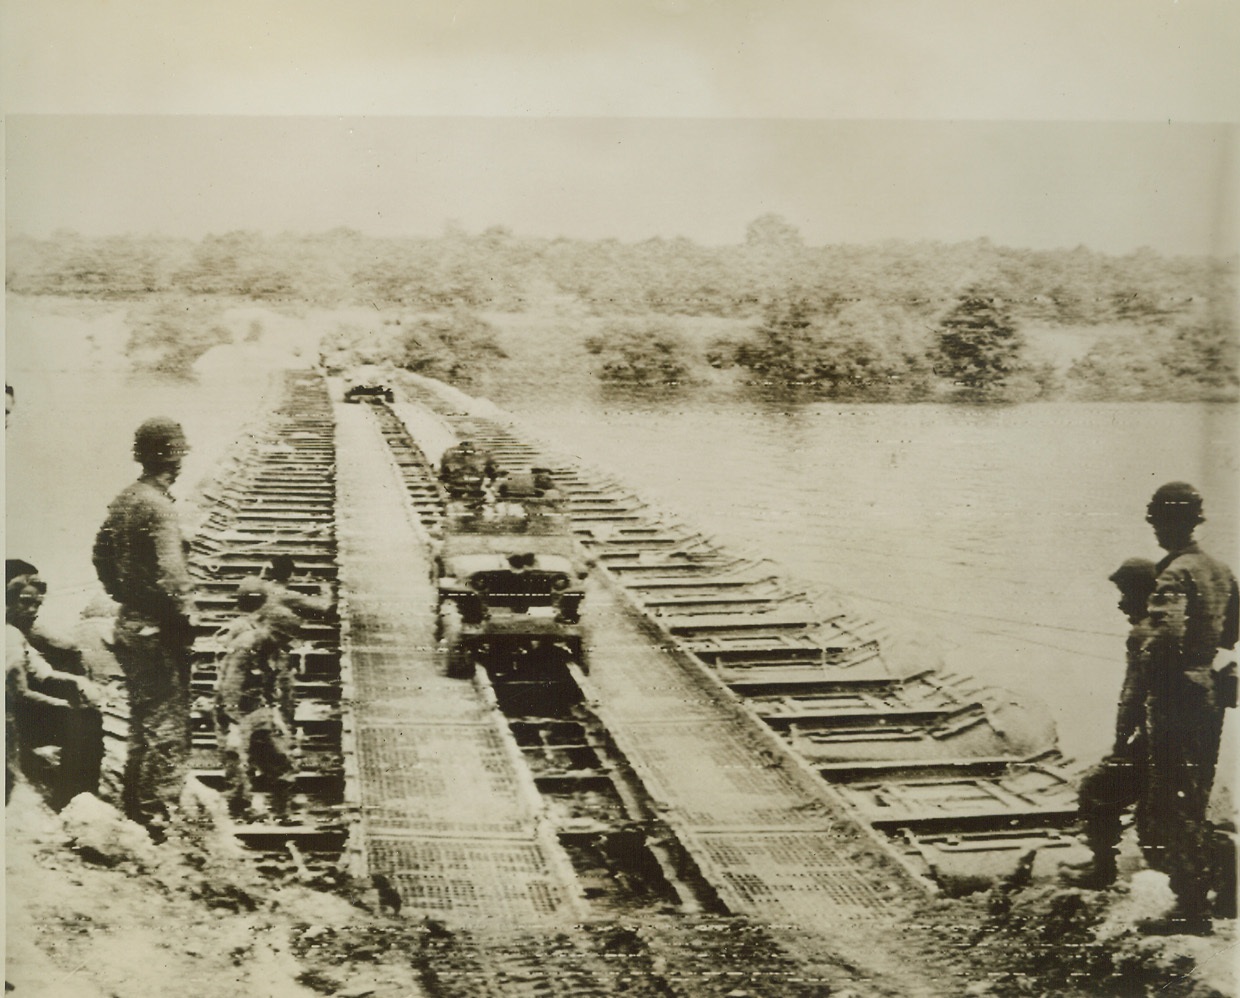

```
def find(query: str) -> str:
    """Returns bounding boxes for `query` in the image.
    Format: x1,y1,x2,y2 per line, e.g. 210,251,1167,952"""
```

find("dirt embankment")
4,784,430,998
8,776,1236,998
961,873,1235,998
2,779,905,998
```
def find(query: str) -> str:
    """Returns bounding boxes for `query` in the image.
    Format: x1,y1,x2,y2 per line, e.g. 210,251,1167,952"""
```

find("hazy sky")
6,116,1236,255
4,1,1237,120
3,1,1238,254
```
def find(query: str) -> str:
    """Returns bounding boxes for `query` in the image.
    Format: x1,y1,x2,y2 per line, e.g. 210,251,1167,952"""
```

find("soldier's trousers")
113,616,192,828
217,705,296,816
15,693,104,810
1142,684,1226,914
1076,752,1144,867
1078,687,1226,913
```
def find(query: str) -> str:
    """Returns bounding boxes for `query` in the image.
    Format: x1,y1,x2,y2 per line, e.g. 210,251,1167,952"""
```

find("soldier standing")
1061,558,1159,889
92,417,195,841
1138,481,1238,935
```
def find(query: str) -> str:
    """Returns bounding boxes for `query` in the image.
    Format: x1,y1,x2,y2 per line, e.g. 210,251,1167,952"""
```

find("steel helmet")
1108,557,1158,595
260,603,302,639
1146,481,1204,525
133,417,189,464
236,575,268,612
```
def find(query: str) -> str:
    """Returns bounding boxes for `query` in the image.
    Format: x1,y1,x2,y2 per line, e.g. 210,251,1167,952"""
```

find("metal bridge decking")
334,401,578,926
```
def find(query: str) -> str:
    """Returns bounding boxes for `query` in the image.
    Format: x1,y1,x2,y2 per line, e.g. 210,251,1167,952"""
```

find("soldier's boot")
1058,850,1118,890
1060,809,1123,890
227,794,252,822
270,778,297,826
1140,871,1214,936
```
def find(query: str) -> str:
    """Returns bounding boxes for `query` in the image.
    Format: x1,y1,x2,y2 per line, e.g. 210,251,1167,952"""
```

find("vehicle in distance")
344,384,395,404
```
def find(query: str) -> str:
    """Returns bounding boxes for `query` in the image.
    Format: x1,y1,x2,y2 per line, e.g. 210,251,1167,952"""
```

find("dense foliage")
318,308,505,385
723,296,938,398
7,224,1236,400
932,293,1057,400
583,320,692,383
394,310,508,382
1066,318,1239,401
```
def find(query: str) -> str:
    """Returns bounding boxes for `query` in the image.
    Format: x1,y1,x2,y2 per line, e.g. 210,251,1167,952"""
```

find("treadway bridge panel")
335,403,574,925
690,830,908,924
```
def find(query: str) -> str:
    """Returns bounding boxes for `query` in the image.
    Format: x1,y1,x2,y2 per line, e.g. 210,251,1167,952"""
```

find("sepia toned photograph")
4,4,1238,996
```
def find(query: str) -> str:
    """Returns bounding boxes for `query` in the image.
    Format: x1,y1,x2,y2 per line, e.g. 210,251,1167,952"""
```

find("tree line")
7,222,1236,400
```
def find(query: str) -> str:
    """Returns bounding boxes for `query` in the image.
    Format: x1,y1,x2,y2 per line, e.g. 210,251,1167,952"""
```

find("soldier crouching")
214,603,302,823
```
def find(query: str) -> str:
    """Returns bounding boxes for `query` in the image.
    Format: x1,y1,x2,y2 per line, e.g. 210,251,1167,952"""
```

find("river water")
483,381,1240,772
7,314,1237,779
5,317,292,629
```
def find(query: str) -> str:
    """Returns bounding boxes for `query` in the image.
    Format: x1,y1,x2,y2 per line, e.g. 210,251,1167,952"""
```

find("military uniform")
1073,616,1153,881
6,623,103,808
439,442,497,498
93,475,195,829
1141,541,1238,916
214,613,298,820
236,574,329,729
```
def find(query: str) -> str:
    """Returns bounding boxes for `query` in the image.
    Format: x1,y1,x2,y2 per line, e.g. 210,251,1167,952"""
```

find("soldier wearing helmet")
131,416,189,466
91,417,195,840
438,439,498,500
214,601,303,822
1137,482,1237,934
6,559,104,809
1061,557,1159,891
234,555,331,733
